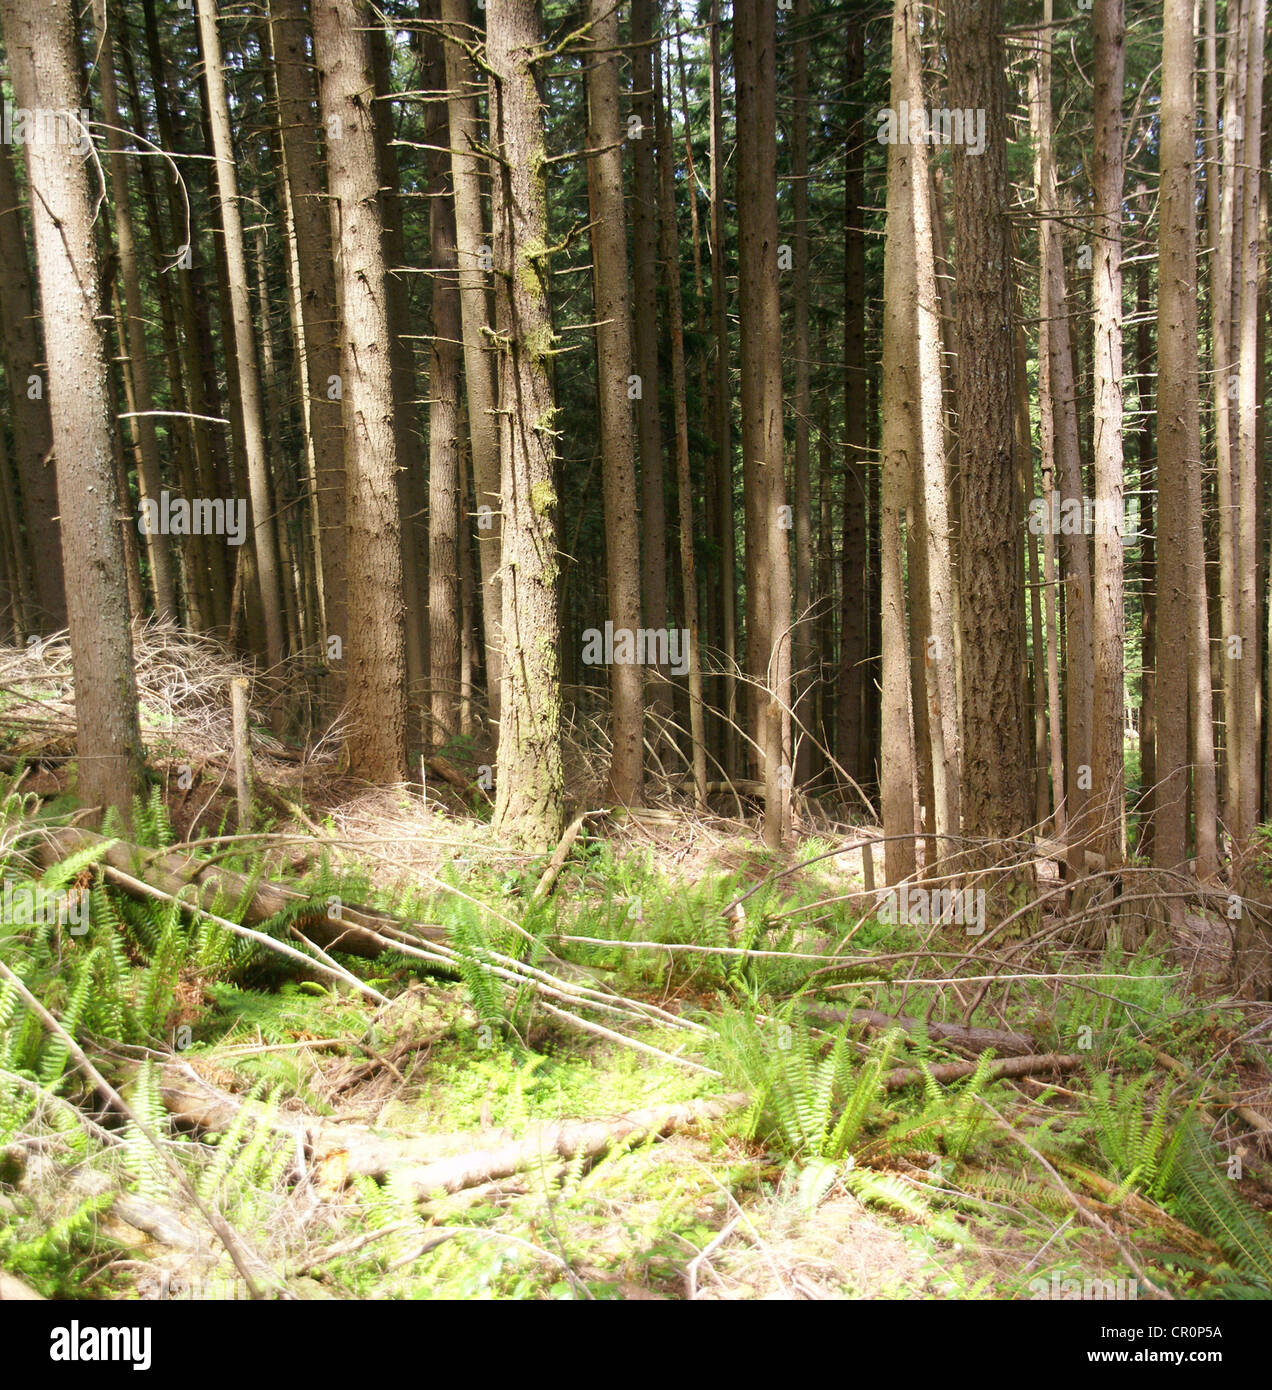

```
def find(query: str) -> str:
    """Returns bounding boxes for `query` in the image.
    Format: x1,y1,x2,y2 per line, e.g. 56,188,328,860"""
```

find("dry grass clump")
0,620,304,768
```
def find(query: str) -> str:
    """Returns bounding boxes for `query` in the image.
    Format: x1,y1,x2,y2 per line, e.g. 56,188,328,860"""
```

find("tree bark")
840,21,868,791
487,0,566,849
791,0,813,788
735,0,790,849
879,0,921,885
949,0,1028,851
95,1,178,622
440,0,502,724
630,0,670,734
657,47,707,808
311,0,409,781
1034,8,1092,877
707,0,736,775
269,0,348,675
1090,0,1126,867
0,140,64,630
585,0,644,806
195,0,287,674
1155,0,1200,871
0,0,144,822
426,23,463,748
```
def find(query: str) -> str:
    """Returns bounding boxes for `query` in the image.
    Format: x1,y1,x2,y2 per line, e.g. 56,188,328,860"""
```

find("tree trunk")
879,0,921,885
440,0,502,725
630,0,670,734
840,21,868,791
269,0,348,676
311,0,409,781
426,38,463,750
195,0,287,674
735,0,790,848
0,140,64,630
907,12,959,866
0,0,144,821
367,25,427,710
95,1,178,622
707,0,736,775
487,0,566,849
1235,0,1266,847
1133,190,1157,856
1090,0,1126,866
791,0,812,788
1035,8,1092,877
1155,0,1200,871
657,46,707,808
950,0,1028,851
585,0,644,806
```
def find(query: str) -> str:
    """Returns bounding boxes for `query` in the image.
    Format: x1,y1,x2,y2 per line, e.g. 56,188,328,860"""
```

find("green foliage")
711,1008,900,1160
1166,1118,1272,1292
1083,1070,1190,1201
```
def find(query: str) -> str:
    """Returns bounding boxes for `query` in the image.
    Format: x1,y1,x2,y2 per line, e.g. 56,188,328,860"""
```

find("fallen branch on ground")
804,1004,1036,1056
882,1052,1080,1091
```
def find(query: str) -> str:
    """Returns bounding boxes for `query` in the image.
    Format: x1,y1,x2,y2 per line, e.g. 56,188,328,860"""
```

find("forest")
0,0,1270,1316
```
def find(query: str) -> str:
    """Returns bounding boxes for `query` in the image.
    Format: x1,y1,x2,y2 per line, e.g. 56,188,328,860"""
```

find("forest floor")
2,627,1272,1301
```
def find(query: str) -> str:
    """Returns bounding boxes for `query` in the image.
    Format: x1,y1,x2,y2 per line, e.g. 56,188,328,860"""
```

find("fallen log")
805,1004,1036,1057
39,827,447,960
393,1093,751,1198
72,1171,207,1255
157,1063,747,1199
882,1052,1079,1092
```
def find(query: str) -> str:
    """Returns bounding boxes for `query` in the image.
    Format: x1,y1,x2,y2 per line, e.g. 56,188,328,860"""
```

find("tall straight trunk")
585,0,644,806
1034,7,1092,875
312,0,408,781
791,0,812,787
367,25,426,704
658,56,707,807
1133,199,1157,854
929,163,964,752
1235,0,1266,845
630,0,670,726
905,10,959,863
708,0,736,773
487,0,565,849
269,0,347,670
735,0,768,778
1155,0,1200,871
140,0,231,631
816,357,835,778
250,216,303,659
1090,0,1126,864
0,140,64,630
675,30,717,764
426,32,463,749
1212,0,1242,839
0,422,35,636
0,0,143,820
949,0,1028,849
115,0,214,631
879,0,922,884
95,1,177,621
195,0,287,673
107,345,147,623
840,21,868,789
263,30,324,655
1181,19,1218,881
735,0,790,848
440,0,502,724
